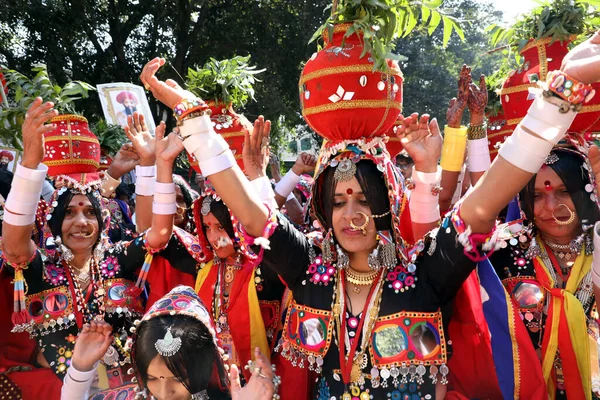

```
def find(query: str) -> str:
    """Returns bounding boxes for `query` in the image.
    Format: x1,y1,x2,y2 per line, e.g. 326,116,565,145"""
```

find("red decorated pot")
42,115,101,177
187,102,249,173
486,110,512,161
500,37,570,126
299,24,403,141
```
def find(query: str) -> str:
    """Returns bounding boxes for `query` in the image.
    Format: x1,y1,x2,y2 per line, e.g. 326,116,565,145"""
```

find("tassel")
11,267,32,332
126,253,154,298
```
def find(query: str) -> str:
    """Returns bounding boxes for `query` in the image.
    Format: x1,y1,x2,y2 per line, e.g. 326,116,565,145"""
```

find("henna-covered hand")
446,65,472,128
468,74,488,116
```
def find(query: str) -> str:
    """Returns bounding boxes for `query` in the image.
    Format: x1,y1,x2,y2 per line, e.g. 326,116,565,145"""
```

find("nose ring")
349,212,369,236
551,203,576,226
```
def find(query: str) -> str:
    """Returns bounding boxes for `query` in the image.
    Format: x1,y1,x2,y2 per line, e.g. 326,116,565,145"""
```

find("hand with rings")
350,211,370,236
232,348,277,400
124,112,160,166
242,116,272,180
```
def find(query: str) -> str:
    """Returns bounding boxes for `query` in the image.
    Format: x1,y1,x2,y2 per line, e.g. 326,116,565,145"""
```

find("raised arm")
2,98,57,265
466,74,490,186
461,31,600,234
144,122,180,248
140,58,268,237
100,143,139,198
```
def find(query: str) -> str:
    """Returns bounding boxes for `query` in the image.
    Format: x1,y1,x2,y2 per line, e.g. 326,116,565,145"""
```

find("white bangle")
593,222,600,287
15,162,48,181
286,192,297,202
467,138,491,173
5,199,38,215
498,125,554,173
199,151,236,177
409,166,441,223
152,201,177,215
251,176,276,203
274,170,301,197
155,181,175,194
185,135,230,163
136,176,155,196
3,209,35,226
100,172,121,198
179,114,213,138
520,95,577,144
136,165,157,177
154,192,176,204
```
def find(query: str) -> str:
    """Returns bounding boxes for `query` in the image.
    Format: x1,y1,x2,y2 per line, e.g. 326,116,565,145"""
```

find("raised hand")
124,112,160,166
560,30,600,84
446,65,472,128
140,58,196,109
155,126,184,165
21,98,58,169
395,113,442,173
71,320,113,372
269,154,282,181
291,152,317,176
243,116,271,180
106,143,140,179
468,74,488,116
231,348,276,400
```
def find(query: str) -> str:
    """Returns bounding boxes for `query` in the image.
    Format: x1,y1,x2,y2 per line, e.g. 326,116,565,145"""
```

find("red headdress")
115,91,138,105
0,150,14,162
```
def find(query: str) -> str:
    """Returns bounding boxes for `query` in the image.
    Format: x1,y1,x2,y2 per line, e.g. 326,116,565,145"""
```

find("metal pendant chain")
66,258,106,324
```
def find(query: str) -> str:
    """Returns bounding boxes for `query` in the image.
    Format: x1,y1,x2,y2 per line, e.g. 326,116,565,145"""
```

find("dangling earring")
336,245,349,270
322,229,335,264
377,231,397,269
56,236,74,263
368,247,381,271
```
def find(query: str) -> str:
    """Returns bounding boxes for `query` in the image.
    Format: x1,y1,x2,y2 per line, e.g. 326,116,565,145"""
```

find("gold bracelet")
467,123,487,140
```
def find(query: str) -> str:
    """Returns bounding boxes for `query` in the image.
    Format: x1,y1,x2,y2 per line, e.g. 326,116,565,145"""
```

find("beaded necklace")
64,258,106,327
212,255,242,334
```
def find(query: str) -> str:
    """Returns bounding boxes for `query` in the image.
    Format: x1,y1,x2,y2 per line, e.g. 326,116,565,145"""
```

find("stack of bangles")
173,98,211,127
4,163,48,227
135,165,156,197
440,125,467,172
153,181,177,216
466,122,491,173
408,166,442,224
174,98,237,177
499,70,593,174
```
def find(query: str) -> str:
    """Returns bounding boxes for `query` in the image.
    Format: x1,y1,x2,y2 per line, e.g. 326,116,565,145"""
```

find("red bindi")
544,180,553,190
78,202,84,206
346,188,353,195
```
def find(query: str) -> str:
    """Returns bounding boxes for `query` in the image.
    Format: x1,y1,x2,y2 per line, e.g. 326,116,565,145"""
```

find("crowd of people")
1,21,600,400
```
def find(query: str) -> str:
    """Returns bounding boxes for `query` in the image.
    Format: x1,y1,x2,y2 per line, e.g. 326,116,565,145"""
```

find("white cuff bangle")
199,151,236,177
409,202,440,224
152,202,177,215
11,175,45,194
155,181,175,194
467,138,491,172
136,165,157,177
274,170,301,197
179,114,213,138
136,176,155,196
521,96,577,144
15,162,48,181
5,199,38,215
498,125,554,173
185,135,230,162
286,192,297,201
251,176,276,203
3,209,35,226
154,192,176,204
412,166,442,185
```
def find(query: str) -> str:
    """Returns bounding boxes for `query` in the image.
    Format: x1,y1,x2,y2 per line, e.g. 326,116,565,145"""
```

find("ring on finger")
258,372,269,379
253,366,262,375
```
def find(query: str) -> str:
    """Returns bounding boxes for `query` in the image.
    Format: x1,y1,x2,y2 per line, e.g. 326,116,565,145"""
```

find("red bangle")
173,98,209,119
547,70,595,105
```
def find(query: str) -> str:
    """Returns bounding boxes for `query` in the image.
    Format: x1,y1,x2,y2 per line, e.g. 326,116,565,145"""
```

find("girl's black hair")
520,149,600,226
313,160,392,232
134,315,230,397
201,199,235,244
48,190,105,244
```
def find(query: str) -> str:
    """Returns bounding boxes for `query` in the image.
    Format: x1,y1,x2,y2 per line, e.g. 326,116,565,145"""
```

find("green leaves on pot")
0,64,95,149
90,119,127,157
310,0,464,72
186,55,266,109
487,0,597,50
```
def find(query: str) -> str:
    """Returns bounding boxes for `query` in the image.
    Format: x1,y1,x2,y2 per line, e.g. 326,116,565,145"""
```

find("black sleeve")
157,234,199,276
261,213,311,289
420,222,477,305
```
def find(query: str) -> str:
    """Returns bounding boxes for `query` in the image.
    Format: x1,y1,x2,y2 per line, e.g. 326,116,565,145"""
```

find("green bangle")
467,123,487,140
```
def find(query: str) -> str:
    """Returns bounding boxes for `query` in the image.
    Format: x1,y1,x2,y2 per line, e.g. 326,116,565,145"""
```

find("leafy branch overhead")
185,55,266,109
0,64,95,149
486,0,598,50
310,0,465,72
